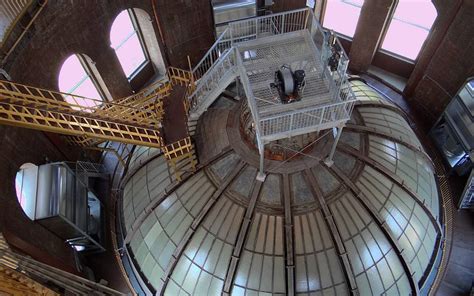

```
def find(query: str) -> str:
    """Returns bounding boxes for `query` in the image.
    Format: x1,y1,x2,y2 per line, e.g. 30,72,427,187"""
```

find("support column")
257,141,266,181
348,0,395,73
324,124,344,167
282,174,295,296
235,77,241,101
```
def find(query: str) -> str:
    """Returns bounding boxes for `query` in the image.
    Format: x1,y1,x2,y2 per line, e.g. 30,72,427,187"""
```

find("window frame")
320,0,365,39
111,9,151,81
377,0,437,62
76,54,108,101
58,54,110,110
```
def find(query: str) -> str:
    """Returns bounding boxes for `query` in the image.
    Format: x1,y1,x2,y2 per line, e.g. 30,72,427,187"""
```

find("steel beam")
304,169,359,295
223,178,263,294
326,163,420,295
158,161,246,295
282,174,295,296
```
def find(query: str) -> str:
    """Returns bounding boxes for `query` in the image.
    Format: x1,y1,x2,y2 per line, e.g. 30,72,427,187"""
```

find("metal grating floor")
236,31,334,119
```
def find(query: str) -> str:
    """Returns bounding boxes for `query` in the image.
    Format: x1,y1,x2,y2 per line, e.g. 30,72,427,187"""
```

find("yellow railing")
168,67,193,87
0,66,198,169
0,233,57,295
162,137,197,181
0,80,164,148
0,80,161,126
0,233,124,295
63,135,105,148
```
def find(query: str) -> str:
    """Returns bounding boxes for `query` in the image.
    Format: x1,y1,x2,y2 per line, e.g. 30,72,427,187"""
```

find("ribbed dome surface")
119,80,443,296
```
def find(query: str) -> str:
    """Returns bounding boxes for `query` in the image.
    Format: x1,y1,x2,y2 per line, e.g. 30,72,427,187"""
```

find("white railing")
191,8,316,83
228,8,309,43
189,7,355,140
190,8,326,113
259,99,355,140
189,48,237,112
236,52,264,141
192,29,233,81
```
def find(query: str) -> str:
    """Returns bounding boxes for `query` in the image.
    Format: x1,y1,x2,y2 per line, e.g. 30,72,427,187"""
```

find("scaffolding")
187,8,356,178
0,67,197,181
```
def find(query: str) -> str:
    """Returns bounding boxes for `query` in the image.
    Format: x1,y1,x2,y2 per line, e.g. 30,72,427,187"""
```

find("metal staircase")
0,67,198,181
187,8,356,177
188,49,238,119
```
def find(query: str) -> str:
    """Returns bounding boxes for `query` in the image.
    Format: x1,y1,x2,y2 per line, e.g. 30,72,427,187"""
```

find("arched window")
110,9,148,79
58,54,105,109
15,163,38,220
381,0,437,60
322,0,364,38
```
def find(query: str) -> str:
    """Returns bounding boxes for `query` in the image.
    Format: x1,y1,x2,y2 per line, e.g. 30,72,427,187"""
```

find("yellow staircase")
0,67,198,179
162,137,197,182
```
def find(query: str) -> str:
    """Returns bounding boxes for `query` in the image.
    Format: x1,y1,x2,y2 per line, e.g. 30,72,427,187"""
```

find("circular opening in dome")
15,163,39,220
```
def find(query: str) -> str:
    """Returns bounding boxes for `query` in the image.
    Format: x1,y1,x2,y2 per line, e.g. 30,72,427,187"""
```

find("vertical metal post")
257,141,266,181
235,76,241,100
289,114,294,133
324,124,344,167
255,18,259,38
282,14,286,33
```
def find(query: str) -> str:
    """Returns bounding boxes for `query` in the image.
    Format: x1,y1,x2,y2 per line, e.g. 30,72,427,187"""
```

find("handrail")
187,7,355,140
188,48,236,112
235,50,263,139
191,8,313,85
0,233,124,295
231,7,309,27
189,48,235,98
0,80,159,126
192,29,232,81
0,0,33,44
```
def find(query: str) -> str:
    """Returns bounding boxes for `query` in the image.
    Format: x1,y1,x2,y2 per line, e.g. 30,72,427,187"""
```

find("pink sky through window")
382,0,437,60
110,10,146,78
58,55,102,109
323,0,364,38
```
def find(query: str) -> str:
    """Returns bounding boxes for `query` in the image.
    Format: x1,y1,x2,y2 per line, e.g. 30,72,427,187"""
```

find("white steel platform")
236,30,341,142
188,8,356,176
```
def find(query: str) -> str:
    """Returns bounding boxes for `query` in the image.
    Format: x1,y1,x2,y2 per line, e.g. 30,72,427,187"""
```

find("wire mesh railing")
192,8,313,85
189,8,330,115
188,7,356,142
189,48,237,112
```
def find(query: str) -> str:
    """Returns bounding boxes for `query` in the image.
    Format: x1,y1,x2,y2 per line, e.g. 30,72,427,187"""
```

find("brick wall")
0,0,215,275
0,125,78,273
155,0,215,69
406,0,474,124
346,0,474,126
